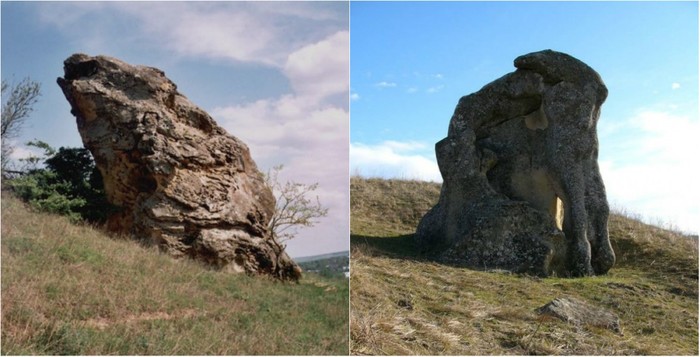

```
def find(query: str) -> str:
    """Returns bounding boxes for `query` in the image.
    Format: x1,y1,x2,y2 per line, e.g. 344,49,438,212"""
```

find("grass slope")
1,193,348,355
350,177,698,355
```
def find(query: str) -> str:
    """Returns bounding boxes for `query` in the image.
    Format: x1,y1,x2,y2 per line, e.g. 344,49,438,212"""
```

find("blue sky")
1,1,349,258
350,1,699,234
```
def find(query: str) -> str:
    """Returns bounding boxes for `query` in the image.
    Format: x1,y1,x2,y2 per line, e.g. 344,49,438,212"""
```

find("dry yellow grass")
1,192,348,355
350,176,698,355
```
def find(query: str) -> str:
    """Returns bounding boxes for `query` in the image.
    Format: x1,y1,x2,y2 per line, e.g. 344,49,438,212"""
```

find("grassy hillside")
1,192,348,355
350,177,698,355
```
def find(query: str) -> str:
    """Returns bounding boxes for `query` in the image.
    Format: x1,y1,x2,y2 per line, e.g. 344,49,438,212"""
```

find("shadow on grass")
352,231,700,288
351,233,426,261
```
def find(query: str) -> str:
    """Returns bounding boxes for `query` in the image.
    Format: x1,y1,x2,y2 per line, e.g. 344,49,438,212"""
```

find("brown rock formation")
416,50,614,277
57,54,300,280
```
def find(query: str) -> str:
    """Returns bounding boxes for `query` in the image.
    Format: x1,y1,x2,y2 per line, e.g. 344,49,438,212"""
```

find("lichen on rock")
416,50,614,277
57,53,300,280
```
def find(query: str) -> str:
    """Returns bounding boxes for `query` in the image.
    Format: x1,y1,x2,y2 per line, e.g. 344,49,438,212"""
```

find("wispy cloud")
350,140,441,182
2,140,48,172
350,93,360,101
599,109,699,234
212,96,347,169
426,85,444,94
5,140,44,162
284,30,349,102
375,81,397,88
671,82,681,90
37,2,345,67
6,142,39,160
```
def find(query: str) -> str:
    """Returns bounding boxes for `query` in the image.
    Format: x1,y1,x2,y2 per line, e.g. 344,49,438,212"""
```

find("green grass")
350,176,698,355
1,192,348,355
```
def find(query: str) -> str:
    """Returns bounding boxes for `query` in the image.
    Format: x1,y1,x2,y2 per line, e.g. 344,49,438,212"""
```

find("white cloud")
599,109,699,234
36,2,105,29
350,141,441,182
37,2,345,67
381,140,427,152
213,96,347,165
407,87,419,94
671,82,681,90
427,85,444,94
631,110,697,159
375,81,397,88
6,142,42,160
210,29,348,162
1,141,47,172
284,31,349,102
350,93,360,101
152,7,274,64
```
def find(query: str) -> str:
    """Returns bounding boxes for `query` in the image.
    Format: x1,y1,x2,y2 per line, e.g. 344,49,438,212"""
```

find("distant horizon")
294,249,349,261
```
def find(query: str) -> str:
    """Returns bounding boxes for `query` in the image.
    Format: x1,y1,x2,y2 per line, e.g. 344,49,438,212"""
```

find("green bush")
9,169,86,221
7,142,114,223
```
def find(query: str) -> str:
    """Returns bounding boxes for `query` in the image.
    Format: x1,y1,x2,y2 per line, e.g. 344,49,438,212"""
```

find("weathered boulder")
57,54,301,280
416,50,614,277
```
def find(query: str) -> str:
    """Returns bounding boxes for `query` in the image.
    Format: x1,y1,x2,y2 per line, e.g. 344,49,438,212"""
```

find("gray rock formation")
57,54,301,280
416,50,614,277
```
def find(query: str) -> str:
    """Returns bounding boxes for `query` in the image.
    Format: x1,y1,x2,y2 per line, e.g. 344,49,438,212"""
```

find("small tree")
1,78,42,174
265,165,329,244
8,141,113,222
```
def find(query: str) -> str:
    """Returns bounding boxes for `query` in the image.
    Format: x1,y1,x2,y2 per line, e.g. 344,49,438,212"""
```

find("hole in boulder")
552,196,564,230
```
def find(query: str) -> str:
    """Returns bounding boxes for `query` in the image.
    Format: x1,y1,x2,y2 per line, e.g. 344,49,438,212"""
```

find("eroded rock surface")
416,50,614,277
57,54,300,280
